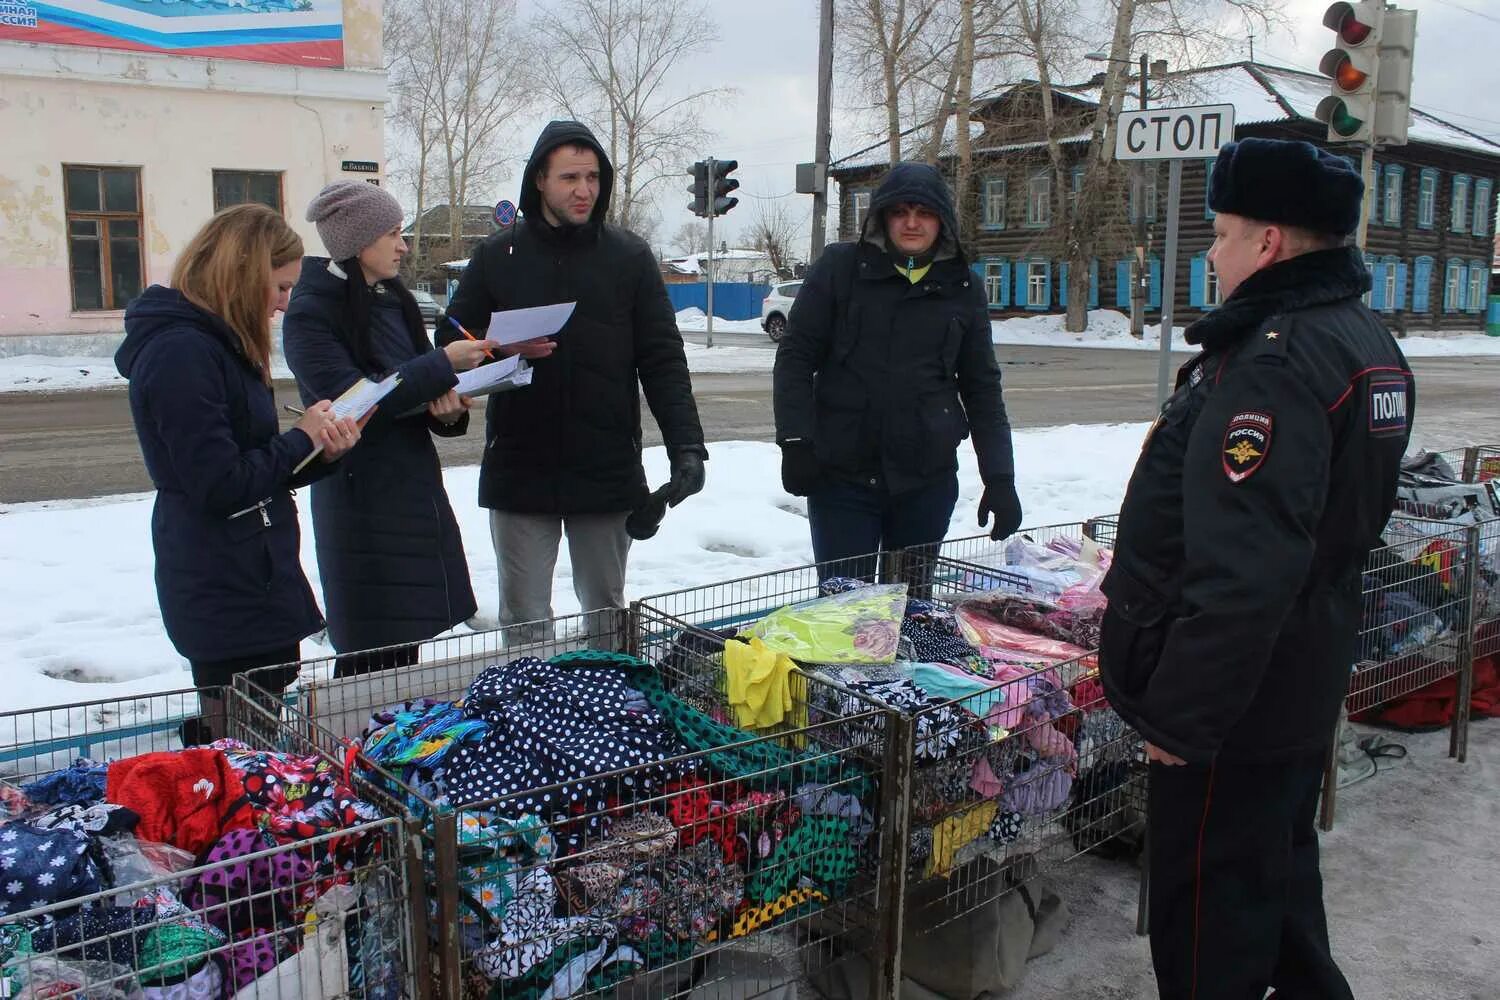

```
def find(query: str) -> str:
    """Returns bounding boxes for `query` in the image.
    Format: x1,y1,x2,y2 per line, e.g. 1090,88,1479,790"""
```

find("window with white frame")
1129,167,1159,223
1473,178,1493,236
1382,166,1403,226
1026,171,1051,226
1204,259,1221,306
1451,175,1471,232
1418,169,1437,229
1385,265,1398,311
1068,167,1084,211
1468,263,1486,313
1445,260,1464,311
983,261,1005,306
1027,260,1049,307
982,177,1006,228
850,190,871,233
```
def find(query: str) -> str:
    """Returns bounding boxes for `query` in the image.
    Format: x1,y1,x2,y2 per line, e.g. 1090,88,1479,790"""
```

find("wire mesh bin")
0,685,419,1000
238,616,902,1000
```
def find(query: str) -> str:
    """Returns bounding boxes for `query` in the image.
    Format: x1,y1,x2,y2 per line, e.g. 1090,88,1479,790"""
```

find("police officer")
1099,138,1414,999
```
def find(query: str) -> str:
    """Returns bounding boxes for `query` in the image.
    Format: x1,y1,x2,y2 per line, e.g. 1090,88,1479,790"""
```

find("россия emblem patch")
1223,411,1272,483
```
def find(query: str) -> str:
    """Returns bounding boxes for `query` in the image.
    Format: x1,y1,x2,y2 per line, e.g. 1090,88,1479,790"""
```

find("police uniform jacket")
1099,247,1415,764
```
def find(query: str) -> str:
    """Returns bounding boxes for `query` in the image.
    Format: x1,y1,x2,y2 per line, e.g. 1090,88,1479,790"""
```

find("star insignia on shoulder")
1265,330,1280,340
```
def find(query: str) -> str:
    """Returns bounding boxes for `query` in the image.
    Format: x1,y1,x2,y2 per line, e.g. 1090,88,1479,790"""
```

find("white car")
760,281,802,342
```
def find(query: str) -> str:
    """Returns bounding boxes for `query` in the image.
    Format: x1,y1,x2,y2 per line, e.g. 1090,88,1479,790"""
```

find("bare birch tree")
746,202,807,279
671,221,711,255
837,0,953,162
385,0,536,248
533,0,731,233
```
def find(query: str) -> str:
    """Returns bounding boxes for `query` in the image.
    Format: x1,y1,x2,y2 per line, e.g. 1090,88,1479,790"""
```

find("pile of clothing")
352,650,874,1000
1351,450,1500,728
688,531,1140,883
0,740,397,999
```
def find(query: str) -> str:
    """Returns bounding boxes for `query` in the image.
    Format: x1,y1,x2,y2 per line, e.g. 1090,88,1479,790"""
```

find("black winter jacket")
445,120,707,514
116,286,329,663
773,162,1015,494
282,258,477,653
1099,247,1415,764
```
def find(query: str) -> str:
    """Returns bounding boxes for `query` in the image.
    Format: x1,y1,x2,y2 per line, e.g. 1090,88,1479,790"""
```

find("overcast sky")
488,0,1500,256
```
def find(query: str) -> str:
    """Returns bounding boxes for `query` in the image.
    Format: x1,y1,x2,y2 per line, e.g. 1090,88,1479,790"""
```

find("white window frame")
983,261,1005,306
1027,260,1048,307
850,189,871,233
1383,168,1402,226
1418,170,1437,229
1026,171,1051,226
1446,261,1464,312
982,177,1006,228
1451,175,1471,233
1473,179,1493,236
1204,260,1221,306
1384,267,1398,311
1468,264,1486,314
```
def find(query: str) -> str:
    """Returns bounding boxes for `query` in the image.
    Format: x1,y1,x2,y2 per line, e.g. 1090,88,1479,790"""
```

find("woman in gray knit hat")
283,181,492,675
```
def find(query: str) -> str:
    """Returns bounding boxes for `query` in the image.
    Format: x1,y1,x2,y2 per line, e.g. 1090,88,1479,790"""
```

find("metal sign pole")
1155,158,1183,408
706,156,716,349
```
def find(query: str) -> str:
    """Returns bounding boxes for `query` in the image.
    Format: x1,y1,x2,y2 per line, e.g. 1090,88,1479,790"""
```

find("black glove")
978,478,1023,541
779,440,820,497
665,450,706,507
626,485,672,541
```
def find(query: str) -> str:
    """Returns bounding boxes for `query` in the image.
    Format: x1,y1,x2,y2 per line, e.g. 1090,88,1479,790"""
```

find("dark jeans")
807,472,959,590
1147,751,1352,1000
184,645,299,746
334,642,421,678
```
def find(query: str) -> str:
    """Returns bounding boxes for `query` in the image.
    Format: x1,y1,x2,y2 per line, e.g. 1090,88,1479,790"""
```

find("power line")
1425,0,1500,26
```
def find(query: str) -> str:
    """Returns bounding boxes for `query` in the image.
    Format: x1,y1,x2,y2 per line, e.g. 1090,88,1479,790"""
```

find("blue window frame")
972,257,1011,308
1412,256,1434,313
1114,257,1162,310
1025,170,1051,227
1013,258,1052,310
1468,261,1488,314
1189,253,1220,308
1444,259,1465,312
1058,259,1099,309
1203,159,1216,220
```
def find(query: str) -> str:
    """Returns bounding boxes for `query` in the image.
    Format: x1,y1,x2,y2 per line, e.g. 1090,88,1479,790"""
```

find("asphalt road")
2,345,1495,503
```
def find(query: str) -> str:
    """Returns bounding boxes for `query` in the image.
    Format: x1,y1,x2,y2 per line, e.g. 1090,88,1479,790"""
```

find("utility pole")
1130,53,1148,340
809,0,834,263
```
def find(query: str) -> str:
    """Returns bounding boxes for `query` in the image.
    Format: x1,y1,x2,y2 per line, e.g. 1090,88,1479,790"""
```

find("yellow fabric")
895,261,933,284
707,887,830,941
924,799,998,880
723,637,799,729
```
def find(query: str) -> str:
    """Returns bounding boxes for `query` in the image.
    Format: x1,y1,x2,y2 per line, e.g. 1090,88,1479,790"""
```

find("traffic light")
687,161,709,218
1315,2,1383,144
1374,8,1417,146
710,159,739,216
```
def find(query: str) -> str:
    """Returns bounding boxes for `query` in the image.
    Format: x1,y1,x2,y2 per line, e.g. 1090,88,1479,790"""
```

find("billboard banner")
0,0,343,68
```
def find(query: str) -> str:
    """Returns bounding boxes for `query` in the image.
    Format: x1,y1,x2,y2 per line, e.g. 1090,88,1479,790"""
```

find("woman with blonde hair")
116,203,364,742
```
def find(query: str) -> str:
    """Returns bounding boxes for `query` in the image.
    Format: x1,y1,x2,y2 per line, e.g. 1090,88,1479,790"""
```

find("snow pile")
674,308,766,336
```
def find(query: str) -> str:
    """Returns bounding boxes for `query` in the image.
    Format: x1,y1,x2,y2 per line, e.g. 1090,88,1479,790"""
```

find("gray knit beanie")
305,181,405,262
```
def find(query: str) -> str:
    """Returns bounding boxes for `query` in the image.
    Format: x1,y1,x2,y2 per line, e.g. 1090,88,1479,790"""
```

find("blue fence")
665,282,770,321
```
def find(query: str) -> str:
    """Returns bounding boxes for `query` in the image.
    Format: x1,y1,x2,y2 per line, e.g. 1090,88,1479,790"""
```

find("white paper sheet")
331,370,402,420
454,354,524,396
483,302,576,346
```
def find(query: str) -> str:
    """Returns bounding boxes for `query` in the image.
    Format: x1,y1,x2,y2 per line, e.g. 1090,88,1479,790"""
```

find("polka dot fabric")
441,657,692,817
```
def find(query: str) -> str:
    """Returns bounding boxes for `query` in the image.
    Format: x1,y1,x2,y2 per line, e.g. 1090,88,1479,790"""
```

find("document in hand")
454,354,531,398
484,302,576,347
293,371,402,473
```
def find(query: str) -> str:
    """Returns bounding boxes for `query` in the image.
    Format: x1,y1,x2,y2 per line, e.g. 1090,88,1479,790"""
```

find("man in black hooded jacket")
773,161,1021,582
1100,138,1414,999
446,121,707,638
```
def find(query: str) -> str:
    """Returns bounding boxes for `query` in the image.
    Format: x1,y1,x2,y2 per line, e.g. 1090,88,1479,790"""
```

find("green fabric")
744,586,907,665
487,932,696,1000
138,924,216,984
745,815,858,903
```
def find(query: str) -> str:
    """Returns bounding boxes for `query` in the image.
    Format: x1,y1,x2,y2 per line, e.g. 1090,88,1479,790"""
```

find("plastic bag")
8,956,140,999
746,584,907,664
100,837,196,900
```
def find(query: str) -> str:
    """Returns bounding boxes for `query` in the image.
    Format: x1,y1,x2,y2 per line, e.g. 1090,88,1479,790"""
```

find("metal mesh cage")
238,616,900,1000
635,522,1145,947
1347,515,1474,718
0,686,419,1000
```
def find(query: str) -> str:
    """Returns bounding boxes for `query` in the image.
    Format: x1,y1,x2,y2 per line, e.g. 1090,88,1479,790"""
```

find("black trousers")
1148,751,1353,1000
333,642,420,678
184,645,299,746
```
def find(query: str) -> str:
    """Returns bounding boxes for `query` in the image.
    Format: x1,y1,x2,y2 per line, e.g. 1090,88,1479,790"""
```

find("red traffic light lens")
1333,56,1367,91
1336,14,1372,44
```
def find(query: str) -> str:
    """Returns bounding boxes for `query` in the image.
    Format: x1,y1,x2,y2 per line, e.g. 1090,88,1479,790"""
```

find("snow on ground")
0,354,296,393
673,306,767,337
680,341,776,373
0,424,1148,710
990,308,1500,358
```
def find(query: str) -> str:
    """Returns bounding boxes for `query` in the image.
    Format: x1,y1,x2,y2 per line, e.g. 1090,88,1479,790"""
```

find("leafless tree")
670,221,711,255
385,0,536,248
533,0,732,233
746,202,808,278
1008,0,1284,332
837,0,953,163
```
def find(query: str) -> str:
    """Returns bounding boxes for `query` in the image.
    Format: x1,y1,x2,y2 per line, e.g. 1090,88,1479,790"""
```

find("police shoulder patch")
1368,377,1410,435
1223,411,1272,483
